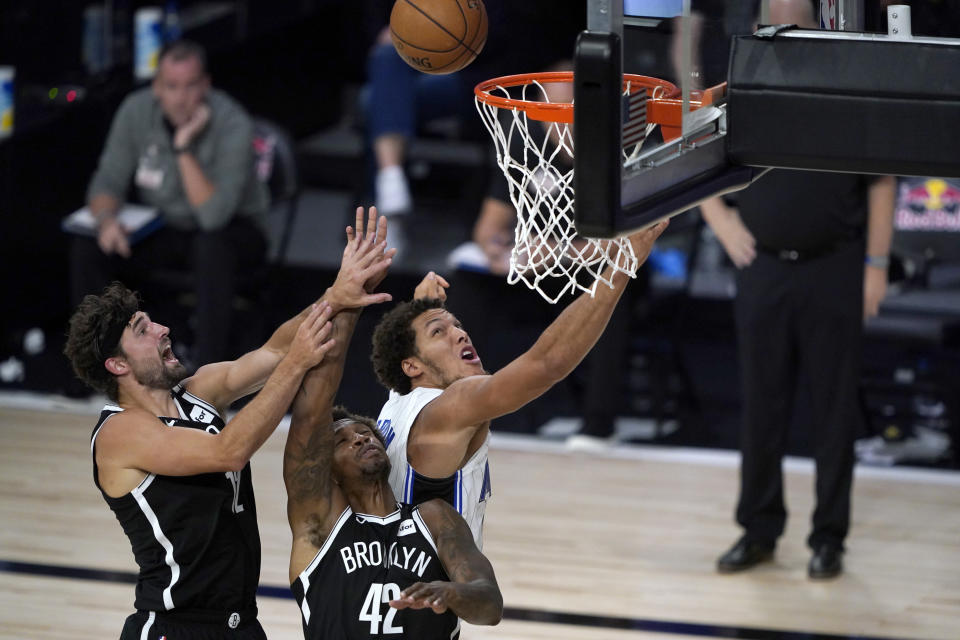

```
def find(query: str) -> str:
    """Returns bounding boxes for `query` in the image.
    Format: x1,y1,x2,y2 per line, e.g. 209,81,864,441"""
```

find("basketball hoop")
475,71,690,303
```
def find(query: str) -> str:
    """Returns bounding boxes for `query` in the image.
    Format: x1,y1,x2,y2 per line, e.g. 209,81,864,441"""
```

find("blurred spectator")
361,0,583,239
70,40,268,369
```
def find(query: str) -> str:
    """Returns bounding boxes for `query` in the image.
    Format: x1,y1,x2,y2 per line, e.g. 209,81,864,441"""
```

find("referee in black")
702,166,894,579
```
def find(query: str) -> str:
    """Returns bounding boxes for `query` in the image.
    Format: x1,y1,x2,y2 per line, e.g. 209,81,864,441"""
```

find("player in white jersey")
378,386,491,546
371,222,668,546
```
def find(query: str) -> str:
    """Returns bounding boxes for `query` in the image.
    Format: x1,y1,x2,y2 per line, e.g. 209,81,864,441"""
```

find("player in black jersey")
282,252,503,638
64,207,395,639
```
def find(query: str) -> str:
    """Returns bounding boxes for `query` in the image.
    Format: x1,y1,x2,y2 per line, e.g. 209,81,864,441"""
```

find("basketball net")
475,74,662,304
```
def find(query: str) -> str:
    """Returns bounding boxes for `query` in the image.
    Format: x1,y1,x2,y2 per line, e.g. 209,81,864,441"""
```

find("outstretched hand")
627,219,669,267
389,581,455,615
285,302,336,371
413,271,449,302
327,206,397,311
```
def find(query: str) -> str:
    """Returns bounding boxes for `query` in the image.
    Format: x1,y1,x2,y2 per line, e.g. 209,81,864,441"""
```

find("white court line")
3,390,958,487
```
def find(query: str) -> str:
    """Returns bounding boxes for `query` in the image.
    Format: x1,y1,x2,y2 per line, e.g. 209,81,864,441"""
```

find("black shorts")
120,608,267,640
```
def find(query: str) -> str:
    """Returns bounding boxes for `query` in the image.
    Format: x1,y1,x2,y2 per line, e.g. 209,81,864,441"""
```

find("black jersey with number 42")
291,503,460,640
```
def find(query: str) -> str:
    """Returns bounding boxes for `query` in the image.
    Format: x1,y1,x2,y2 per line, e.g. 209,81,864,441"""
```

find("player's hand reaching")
626,219,669,267
327,206,397,311
284,302,335,372
389,581,456,615
413,271,449,302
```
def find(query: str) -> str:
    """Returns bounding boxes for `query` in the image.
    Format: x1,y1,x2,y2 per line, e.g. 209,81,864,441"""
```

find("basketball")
389,0,488,75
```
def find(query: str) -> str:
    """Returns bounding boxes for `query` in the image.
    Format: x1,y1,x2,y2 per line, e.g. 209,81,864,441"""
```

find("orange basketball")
389,0,488,75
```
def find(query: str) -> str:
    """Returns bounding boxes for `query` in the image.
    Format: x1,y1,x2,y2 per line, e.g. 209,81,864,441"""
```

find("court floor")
1,395,958,639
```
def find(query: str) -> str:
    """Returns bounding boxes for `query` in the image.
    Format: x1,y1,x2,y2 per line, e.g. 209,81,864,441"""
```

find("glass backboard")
573,0,765,238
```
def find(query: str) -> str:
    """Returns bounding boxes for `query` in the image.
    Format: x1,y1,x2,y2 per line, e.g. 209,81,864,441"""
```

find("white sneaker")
565,434,614,452
375,165,412,216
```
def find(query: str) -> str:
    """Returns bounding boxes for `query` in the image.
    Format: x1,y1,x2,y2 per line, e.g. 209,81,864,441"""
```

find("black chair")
252,117,301,264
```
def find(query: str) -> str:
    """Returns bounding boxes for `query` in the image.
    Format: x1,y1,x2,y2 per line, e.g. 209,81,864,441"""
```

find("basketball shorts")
120,608,267,640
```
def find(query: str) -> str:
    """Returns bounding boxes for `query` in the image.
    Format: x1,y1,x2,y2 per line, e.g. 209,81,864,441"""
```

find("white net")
475,76,660,304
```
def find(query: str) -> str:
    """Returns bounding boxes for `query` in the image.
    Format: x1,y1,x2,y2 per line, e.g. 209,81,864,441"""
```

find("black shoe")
808,544,843,580
717,537,775,574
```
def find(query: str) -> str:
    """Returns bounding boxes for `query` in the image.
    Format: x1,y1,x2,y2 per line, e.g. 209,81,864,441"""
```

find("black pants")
579,271,649,437
733,241,864,551
70,218,266,366
120,609,267,640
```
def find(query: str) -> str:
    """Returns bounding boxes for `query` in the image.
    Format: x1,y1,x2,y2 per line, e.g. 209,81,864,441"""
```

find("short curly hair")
64,282,140,400
371,298,444,394
332,405,385,448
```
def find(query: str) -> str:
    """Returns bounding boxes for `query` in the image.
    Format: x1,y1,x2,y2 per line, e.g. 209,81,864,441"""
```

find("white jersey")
376,387,491,548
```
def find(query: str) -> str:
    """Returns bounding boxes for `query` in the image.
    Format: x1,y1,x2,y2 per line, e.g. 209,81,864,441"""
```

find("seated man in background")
70,39,269,368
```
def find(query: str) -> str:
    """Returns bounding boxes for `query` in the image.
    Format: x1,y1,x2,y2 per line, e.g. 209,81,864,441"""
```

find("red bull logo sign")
895,177,960,231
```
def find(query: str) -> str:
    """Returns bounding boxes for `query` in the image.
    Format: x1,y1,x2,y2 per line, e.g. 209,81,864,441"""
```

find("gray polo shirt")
88,87,269,232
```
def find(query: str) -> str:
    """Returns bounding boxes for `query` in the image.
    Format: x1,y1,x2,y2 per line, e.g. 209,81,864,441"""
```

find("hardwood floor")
1,403,958,639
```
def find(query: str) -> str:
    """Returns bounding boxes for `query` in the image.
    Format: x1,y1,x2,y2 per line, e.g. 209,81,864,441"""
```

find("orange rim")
475,72,726,139
474,71,681,124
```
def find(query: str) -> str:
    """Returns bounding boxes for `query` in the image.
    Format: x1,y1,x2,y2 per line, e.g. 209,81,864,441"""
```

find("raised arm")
417,221,667,453
185,207,394,410
95,303,335,496
284,309,359,582
389,499,502,625
284,212,394,580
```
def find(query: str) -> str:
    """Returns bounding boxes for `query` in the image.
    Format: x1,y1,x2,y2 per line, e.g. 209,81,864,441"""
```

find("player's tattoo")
434,503,484,584
428,501,503,625
285,417,335,503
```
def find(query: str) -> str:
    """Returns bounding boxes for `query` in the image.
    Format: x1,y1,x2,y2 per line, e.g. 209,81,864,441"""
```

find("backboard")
573,0,764,238
574,0,960,239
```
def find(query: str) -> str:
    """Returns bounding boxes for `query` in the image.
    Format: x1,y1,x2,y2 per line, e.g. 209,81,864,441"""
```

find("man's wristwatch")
173,143,191,154
865,254,890,269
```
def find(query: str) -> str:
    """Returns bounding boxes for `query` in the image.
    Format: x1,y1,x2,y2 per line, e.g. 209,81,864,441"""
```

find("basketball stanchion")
475,71,708,303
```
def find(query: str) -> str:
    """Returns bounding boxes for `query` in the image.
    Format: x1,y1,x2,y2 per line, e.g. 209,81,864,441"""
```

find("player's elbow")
480,591,504,626
534,353,571,388
215,441,252,472
214,453,249,473
466,583,503,626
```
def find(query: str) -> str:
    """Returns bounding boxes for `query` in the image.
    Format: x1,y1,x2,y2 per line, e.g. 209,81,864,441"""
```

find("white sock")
375,165,412,216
